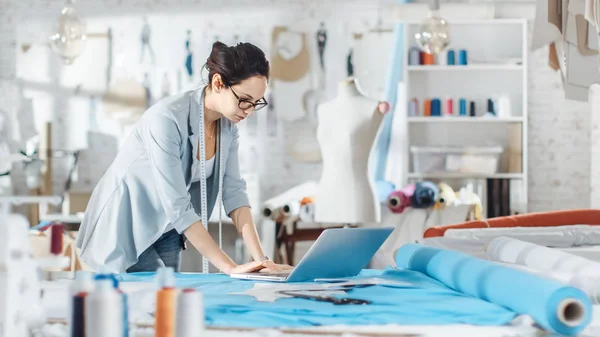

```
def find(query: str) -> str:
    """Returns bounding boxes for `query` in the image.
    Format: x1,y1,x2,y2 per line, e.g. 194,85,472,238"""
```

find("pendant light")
414,0,450,55
49,0,87,65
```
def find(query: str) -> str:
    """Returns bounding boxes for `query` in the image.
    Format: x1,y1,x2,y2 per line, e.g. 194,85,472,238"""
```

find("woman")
76,41,288,274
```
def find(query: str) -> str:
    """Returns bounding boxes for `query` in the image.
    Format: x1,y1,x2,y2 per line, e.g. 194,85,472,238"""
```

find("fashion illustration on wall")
140,16,155,64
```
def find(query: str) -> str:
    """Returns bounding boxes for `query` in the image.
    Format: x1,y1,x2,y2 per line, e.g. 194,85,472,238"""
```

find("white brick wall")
0,0,595,212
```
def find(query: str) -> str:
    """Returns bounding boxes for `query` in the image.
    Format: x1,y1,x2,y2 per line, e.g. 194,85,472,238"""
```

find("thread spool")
155,267,177,337
387,184,416,214
175,289,205,337
430,99,441,116
408,98,418,116
459,99,467,116
424,99,431,116
422,52,434,65
68,271,95,337
445,98,453,115
411,181,439,209
71,293,86,337
408,47,420,65
459,49,468,65
487,98,495,115
446,49,455,65
50,222,64,255
85,279,123,337
469,101,476,117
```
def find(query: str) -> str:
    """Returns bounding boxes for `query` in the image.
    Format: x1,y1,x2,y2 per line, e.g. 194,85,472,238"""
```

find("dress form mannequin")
314,78,385,224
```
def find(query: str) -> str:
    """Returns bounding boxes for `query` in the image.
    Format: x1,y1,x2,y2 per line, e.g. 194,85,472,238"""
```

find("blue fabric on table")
116,269,517,328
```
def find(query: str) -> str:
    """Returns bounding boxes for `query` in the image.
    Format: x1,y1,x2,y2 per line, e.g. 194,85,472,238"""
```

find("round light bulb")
49,5,87,65
415,14,450,55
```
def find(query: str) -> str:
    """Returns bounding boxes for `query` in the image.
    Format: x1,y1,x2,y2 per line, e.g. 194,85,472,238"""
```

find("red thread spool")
50,222,64,255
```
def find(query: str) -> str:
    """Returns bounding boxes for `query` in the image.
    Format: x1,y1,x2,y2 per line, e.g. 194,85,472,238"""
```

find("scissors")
279,290,371,305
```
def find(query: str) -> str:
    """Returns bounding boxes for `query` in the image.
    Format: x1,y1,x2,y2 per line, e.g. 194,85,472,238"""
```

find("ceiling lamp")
49,0,87,65
415,0,450,55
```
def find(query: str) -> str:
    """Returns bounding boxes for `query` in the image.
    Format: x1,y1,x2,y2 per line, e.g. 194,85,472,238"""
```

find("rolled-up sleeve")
142,114,201,233
222,125,251,216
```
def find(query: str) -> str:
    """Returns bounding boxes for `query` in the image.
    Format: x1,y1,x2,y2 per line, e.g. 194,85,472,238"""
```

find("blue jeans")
126,229,184,273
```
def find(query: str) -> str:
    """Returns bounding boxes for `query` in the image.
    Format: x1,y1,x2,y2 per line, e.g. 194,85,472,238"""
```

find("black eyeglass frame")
230,87,268,111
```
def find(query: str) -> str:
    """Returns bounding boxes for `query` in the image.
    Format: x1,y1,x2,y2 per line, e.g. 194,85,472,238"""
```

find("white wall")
0,0,595,212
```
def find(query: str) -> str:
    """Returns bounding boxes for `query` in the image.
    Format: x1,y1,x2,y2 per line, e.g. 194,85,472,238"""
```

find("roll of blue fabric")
395,244,593,336
410,181,439,208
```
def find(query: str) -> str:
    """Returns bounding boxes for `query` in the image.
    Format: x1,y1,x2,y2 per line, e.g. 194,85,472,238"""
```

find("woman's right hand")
225,260,267,275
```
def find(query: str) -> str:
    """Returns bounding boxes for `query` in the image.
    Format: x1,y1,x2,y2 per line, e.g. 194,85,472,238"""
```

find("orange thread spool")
424,99,432,116
155,267,177,337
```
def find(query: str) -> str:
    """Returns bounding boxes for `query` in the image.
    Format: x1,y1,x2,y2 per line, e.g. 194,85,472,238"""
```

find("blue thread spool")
459,99,467,116
409,47,421,65
431,99,441,116
446,49,456,65
459,50,468,65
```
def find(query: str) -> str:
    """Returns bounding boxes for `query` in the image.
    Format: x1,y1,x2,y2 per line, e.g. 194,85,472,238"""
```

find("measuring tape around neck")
198,93,224,274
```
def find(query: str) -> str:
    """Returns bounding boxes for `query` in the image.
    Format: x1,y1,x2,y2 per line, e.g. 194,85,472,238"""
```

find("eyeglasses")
230,87,268,111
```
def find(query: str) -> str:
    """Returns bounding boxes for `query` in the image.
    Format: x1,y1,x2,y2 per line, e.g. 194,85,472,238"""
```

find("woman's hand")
224,260,268,275
259,260,294,273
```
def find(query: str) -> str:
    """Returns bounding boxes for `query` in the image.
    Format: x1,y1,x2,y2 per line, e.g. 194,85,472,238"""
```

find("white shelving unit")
399,19,528,216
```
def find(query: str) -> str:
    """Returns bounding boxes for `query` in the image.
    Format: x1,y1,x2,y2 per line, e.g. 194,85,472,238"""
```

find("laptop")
230,227,394,282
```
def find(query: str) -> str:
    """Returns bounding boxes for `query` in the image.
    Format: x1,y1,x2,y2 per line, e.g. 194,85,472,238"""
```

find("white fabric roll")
261,181,317,217
486,236,600,276
486,237,600,303
444,225,600,248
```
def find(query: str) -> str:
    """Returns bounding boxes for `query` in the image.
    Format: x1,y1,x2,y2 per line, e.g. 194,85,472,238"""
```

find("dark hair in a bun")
204,41,270,87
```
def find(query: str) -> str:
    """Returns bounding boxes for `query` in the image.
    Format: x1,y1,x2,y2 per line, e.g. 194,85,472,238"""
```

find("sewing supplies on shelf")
409,95,511,119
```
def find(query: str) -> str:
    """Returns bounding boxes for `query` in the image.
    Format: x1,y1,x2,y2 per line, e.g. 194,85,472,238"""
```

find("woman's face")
214,75,268,124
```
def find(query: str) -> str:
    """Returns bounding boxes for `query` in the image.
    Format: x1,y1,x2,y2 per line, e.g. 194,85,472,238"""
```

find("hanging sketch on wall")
317,22,327,71
161,73,171,99
185,30,194,82
140,16,155,64
142,72,152,108
270,26,311,123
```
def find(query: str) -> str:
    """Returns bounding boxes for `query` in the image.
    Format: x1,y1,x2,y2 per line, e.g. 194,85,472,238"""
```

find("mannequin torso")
314,78,384,224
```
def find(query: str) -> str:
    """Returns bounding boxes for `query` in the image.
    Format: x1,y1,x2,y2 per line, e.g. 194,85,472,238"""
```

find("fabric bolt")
443,225,600,248
423,209,600,238
396,244,593,336
116,269,517,329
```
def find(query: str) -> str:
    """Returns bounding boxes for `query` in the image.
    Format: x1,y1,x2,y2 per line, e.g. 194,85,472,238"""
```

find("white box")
410,146,503,174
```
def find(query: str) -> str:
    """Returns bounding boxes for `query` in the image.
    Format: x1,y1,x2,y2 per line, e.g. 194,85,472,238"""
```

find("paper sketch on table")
229,278,413,302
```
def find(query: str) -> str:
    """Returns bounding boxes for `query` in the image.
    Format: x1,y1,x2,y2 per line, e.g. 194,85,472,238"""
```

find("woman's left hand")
259,260,294,273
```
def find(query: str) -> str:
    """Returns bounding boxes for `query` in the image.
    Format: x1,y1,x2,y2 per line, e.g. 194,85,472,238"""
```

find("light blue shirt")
75,88,250,272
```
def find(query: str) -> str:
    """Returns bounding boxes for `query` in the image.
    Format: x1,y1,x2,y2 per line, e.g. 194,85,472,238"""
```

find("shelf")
407,64,523,71
408,116,524,123
407,172,524,180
